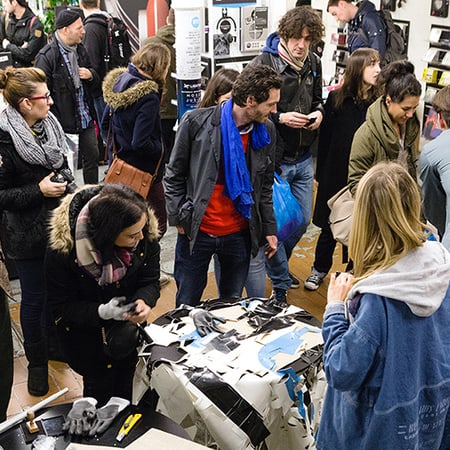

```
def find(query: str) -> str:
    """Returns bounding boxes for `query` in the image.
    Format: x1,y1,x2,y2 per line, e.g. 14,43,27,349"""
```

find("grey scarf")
0,105,68,169
55,31,81,89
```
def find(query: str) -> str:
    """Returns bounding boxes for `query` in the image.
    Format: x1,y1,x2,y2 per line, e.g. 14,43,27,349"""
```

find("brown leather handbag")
104,110,162,199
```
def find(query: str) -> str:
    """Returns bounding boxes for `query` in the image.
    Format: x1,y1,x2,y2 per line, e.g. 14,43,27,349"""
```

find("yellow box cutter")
116,413,142,442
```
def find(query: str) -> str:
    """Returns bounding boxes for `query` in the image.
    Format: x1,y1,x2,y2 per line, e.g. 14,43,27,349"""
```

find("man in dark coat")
164,64,281,307
34,9,99,184
250,7,324,301
327,0,386,60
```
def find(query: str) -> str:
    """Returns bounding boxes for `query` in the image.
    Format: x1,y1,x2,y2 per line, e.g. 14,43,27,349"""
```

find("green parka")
348,96,420,194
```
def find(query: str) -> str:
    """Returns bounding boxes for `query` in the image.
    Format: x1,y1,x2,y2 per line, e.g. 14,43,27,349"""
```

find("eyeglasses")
28,92,52,104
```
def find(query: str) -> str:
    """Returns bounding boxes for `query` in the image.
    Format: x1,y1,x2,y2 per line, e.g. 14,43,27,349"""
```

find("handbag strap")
106,107,118,159
106,107,165,182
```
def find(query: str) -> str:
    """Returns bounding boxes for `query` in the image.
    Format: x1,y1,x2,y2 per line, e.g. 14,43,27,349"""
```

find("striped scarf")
75,200,134,286
278,39,307,72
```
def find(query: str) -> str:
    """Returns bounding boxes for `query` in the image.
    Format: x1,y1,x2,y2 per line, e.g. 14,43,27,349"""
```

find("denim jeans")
214,245,266,298
175,230,251,307
15,258,46,345
266,155,314,291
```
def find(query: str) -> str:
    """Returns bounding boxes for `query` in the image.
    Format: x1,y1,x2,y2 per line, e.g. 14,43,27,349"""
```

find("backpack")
85,14,132,71
378,9,407,65
104,16,132,71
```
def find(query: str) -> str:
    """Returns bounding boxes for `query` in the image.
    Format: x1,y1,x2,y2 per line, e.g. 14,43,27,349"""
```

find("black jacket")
164,104,277,257
0,129,67,260
34,38,99,133
313,90,371,228
83,12,109,97
0,7,46,67
46,185,160,375
251,35,324,164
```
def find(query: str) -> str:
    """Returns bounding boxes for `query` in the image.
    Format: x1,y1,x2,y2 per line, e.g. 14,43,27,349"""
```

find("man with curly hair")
250,6,325,301
165,65,282,307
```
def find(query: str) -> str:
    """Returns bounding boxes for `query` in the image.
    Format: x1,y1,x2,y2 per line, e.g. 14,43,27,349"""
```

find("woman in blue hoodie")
317,162,450,449
102,42,170,237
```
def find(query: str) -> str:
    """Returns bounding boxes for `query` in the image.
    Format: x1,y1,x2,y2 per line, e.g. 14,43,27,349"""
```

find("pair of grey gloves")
63,396,130,436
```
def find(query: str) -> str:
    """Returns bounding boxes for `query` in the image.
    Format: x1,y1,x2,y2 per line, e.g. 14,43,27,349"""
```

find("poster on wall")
430,0,449,17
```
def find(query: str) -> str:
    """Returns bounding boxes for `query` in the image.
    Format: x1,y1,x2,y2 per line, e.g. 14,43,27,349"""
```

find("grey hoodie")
347,240,450,317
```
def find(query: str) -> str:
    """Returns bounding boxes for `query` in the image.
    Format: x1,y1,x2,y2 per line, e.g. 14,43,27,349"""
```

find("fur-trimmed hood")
102,65,159,111
48,185,160,255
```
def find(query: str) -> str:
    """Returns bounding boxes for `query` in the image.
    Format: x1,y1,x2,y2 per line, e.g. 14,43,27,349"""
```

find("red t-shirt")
200,133,250,236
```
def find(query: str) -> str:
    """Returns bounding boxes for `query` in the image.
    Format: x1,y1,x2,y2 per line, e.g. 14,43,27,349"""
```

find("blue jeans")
175,230,251,307
213,245,267,298
266,155,314,291
15,258,46,345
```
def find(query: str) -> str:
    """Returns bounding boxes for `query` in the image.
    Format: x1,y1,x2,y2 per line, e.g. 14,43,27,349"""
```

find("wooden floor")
6,223,347,419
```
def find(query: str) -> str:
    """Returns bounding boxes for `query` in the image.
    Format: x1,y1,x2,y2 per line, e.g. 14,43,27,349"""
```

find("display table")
0,403,190,449
134,298,326,450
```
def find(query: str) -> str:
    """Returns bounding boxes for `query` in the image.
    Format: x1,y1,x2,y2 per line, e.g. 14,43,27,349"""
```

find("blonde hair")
132,42,170,87
349,162,426,280
0,67,46,110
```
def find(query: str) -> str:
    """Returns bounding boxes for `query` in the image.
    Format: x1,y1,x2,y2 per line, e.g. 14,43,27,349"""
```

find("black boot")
24,339,49,396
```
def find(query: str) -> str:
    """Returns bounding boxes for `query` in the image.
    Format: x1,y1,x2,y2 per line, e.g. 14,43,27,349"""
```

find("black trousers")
0,290,13,421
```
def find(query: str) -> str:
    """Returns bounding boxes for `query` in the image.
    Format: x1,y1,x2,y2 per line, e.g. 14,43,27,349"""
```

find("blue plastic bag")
272,173,304,242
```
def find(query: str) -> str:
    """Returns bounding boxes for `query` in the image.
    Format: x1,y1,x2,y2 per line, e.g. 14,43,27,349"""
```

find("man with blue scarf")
164,65,282,307
250,7,325,302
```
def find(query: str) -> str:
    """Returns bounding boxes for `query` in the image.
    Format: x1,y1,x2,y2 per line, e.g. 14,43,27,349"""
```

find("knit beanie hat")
55,9,81,29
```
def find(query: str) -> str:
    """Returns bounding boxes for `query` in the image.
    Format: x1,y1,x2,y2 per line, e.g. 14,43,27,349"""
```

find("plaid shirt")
57,42,92,129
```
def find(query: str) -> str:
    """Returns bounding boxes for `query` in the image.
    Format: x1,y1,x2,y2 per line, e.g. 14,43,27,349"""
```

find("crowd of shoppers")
0,3,449,447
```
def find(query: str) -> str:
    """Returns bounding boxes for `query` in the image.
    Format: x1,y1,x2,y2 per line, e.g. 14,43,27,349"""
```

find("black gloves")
189,309,226,337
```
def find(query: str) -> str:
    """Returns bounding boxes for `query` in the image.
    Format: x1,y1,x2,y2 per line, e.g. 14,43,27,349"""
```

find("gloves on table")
98,296,136,321
89,396,130,436
63,397,97,436
189,309,226,337
63,397,130,436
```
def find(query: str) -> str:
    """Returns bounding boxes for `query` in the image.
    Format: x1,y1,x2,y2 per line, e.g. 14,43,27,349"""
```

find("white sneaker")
304,268,327,291
160,272,171,287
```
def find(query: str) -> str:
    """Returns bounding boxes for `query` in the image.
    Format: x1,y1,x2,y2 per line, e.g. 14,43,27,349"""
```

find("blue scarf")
220,99,271,219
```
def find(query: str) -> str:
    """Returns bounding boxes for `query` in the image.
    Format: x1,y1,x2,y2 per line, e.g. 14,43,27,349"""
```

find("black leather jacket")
164,104,277,257
251,48,324,164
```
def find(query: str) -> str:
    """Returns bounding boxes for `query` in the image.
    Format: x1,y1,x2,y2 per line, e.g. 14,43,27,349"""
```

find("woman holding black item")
306,48,381,291
0,67,73,396
46,183,160,405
